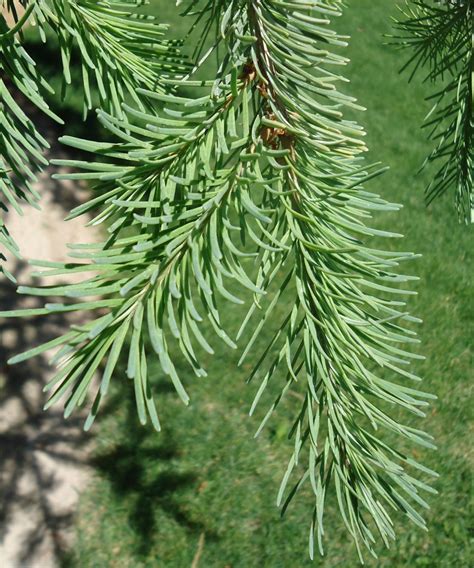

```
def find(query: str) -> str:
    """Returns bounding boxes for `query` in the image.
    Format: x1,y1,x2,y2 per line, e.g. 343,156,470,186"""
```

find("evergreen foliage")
394,0,473,222
0,0,182,280
0,0,437,561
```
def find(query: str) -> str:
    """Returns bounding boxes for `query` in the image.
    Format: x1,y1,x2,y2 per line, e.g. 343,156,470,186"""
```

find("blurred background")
0,0,472,566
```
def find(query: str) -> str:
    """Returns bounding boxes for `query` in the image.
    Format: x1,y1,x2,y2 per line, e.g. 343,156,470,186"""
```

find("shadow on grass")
88,391,216,559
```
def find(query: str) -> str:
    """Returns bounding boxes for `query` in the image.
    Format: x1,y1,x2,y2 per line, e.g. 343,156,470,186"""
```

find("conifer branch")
1,2,62,278
1,0,435,560
394,0,473,222
0,0,184,274
26,0,187,117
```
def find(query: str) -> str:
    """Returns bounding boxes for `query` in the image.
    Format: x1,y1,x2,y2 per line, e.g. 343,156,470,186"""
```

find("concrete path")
0,114,99,567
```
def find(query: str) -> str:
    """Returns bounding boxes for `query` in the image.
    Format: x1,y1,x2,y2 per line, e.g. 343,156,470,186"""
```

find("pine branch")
23,0,187,116
233,0,434,559
0,5,62,279
1,0,435,561
0,0,185,274
394,0,473,222
1,70,269,430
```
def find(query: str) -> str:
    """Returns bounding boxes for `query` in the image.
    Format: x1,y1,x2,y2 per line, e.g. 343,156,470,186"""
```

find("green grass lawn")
61,1,472,566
